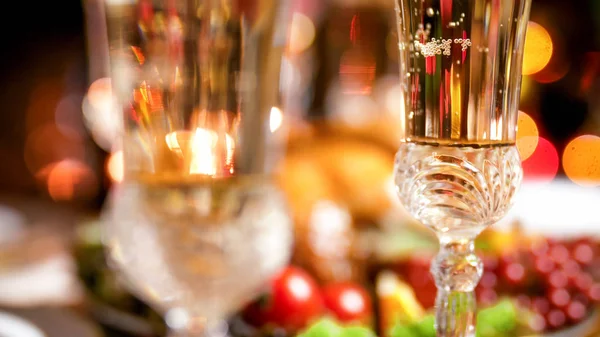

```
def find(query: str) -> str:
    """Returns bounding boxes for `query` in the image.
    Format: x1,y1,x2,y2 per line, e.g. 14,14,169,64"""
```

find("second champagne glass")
101,0,294,336
393,0,531,335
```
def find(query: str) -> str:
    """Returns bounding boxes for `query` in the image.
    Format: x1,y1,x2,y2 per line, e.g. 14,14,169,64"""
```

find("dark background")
0,0,598,210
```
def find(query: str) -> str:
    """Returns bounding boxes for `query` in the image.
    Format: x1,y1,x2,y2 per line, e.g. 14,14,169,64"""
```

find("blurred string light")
522,21,553,76
288,12,316,54
521,137,559,184
82,77,123,151
562,135,600,187
106,150,124,183
516,111,539,161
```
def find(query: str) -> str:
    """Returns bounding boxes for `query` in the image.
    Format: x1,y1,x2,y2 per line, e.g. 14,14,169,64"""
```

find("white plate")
497,179,600,237
0,311,45,337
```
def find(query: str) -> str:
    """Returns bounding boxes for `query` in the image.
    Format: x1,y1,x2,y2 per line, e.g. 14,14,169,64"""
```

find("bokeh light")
107,150,124,183
24,124,86,175
580,52,600,94
82,77,122,151
288,12,316,54
562,135,600,187
532,61,570,84
522,21,553,76
55,95,85,138
516,111,539,161
521,137,559,184
270,107,283,133
42,159,98,201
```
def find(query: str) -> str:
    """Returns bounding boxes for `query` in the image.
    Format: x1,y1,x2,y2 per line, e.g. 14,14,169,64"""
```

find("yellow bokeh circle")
516,111,539,161
522,21,553,76
562,135,600,187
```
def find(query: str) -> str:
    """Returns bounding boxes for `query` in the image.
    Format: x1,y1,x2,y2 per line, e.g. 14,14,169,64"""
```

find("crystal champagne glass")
393,0,531,335
101,0,293,336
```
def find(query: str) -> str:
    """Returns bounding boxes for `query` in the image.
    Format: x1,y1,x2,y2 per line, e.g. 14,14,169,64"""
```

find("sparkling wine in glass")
101,0,293,336
393,0,531,335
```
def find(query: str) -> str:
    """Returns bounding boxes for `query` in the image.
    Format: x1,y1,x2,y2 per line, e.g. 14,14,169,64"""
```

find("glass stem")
431,238,483,337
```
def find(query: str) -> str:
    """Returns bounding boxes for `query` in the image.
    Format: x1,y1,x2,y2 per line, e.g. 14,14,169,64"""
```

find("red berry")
561,260,581,278
534,255,556,275
321,282,373,324
483,256,499,272
242,266,324,331
548,271,568,289
588,283,600,302
480,272,497,289
546,309,567,329
550,245,570,265
572,293,590,307
574,273,594,292
590,260,600,280
532,297,551,315
549,288,571,308
500,251,521,266
573,243,594,265
528,313,547,332
566,301,587,323
504,263,526,284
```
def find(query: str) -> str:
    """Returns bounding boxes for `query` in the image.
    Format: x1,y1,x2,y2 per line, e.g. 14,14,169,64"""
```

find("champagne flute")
393,0,531,335
101,0,293,336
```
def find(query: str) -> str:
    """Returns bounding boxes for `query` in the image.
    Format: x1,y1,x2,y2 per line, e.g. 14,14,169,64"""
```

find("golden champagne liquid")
395,0,531,145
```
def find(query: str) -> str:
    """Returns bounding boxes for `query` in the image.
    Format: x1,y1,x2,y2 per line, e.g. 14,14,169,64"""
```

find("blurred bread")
310,137,395,225
276,152,368,283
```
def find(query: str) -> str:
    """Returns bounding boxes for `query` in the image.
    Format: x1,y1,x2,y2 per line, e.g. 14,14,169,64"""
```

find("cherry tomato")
321,282,373,324
243,266,324,331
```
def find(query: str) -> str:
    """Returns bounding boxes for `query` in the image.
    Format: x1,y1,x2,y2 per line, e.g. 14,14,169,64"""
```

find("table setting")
1,0,600,336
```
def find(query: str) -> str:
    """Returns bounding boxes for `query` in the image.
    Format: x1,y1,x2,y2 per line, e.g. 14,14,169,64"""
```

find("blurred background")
0,0,599,336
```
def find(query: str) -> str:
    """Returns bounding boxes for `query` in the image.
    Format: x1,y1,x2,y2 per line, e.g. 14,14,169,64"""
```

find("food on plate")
376,271,425,336
277,154,362,284
309,138,394,224
388,299,523,337
322,282,373,325
393,231,600,334
243,266,324,332
297,318,375,337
